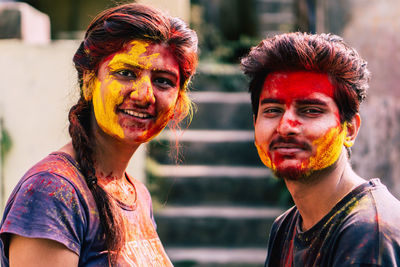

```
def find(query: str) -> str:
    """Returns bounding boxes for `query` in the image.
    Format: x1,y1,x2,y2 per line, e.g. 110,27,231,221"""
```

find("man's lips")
269,137,311,152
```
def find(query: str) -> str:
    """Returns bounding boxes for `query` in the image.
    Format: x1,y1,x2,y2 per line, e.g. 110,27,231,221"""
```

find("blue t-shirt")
265,179,400,267
0,152,173,266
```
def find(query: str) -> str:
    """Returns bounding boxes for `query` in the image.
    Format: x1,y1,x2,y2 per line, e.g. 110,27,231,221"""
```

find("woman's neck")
91,126,139,181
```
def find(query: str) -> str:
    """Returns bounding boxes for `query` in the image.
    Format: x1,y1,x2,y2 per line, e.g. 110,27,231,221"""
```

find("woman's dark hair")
68,3,198,265
240,32,370,123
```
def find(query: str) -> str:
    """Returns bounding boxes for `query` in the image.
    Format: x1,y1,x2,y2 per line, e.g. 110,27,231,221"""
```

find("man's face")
254,71,348,180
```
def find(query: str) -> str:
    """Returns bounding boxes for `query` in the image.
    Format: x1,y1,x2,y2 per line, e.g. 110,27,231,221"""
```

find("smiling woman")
90,40,182,142
0,3,198,267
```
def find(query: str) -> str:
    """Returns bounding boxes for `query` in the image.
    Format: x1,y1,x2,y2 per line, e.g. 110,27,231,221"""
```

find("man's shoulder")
338,179,400,241
352,179,400,223
270,205,298,233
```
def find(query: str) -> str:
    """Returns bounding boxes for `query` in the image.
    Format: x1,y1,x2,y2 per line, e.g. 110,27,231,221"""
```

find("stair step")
148,163,270,178
156,206,284,218
257,0,293,13
147,163,291,206
185,100,253,130
191,64,247,92
149,130,263,166
154,206,284,247
260,12,294,24
157,130,254,142
166,247,266,266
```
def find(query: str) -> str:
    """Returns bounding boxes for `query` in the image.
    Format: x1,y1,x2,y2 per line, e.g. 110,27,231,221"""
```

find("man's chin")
274,166,311,182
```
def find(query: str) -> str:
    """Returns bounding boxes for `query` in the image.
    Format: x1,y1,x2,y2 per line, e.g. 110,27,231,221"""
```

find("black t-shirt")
265,179,400,267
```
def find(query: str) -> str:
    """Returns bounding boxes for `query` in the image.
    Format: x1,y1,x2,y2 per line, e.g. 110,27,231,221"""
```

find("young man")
241,32,400,266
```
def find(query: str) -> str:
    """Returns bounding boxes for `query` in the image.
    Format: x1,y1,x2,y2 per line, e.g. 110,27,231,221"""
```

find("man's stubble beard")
274,162,338,185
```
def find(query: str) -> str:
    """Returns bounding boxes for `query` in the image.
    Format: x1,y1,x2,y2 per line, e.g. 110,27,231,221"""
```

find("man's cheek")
305,123,347,171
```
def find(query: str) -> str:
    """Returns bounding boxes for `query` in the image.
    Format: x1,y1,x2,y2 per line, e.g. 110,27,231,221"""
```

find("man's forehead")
262,70,335,99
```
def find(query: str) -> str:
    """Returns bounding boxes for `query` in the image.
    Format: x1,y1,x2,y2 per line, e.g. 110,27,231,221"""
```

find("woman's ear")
344,113,361,148
82,71,95,101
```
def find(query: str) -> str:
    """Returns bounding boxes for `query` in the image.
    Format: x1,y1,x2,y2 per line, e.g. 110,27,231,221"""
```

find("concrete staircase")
147,63,291,267
255,0,295,37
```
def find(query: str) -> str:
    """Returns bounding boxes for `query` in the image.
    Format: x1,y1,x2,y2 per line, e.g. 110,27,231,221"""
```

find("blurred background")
0,0,399,266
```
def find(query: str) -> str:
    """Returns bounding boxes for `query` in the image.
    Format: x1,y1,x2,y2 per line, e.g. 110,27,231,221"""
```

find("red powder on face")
287,119,301,128
264,71,335,105
256,70,343,177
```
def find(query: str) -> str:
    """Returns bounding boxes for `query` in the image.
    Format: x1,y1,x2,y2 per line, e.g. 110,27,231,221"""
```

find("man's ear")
344,113,361,148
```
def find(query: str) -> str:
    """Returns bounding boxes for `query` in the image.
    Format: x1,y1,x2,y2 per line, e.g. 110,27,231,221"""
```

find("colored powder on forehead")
264,71,334,102
304,123,347,171
109,40,160,70
92,78,124,138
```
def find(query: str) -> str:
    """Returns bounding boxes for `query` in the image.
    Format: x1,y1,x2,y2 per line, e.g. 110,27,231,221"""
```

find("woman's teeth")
122,110,151,118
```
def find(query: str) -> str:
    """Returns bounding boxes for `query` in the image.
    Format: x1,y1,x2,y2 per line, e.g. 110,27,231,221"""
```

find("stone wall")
343,0,400,198
353,98,400,197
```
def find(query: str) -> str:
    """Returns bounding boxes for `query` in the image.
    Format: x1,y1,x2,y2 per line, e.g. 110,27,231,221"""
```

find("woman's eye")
116,70,136,78
154,77,175,88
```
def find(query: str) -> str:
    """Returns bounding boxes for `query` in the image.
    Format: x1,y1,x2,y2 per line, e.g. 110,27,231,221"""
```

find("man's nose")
277,110,301,136
130,75,155,106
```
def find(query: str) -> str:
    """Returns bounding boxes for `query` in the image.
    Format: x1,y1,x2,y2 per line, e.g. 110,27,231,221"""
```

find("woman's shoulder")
8,152,92,208
25,152,80,178
22,152,87,190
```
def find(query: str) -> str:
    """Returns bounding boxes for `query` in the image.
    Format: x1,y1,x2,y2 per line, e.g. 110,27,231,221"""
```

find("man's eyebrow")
260,98,284,105
295,99,328,106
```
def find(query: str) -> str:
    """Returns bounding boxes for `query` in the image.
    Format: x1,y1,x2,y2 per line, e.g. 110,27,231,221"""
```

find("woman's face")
86,40,181,144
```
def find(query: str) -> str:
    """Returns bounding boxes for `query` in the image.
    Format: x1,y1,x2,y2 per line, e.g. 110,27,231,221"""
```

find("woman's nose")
130,75,155,106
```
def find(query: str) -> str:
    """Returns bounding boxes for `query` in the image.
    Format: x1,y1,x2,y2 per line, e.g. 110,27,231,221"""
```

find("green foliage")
191,3,259,64
1,122,12,162
204,35,260,64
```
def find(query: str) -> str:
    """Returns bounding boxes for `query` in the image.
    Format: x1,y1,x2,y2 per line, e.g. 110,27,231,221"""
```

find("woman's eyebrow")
152,69,179,78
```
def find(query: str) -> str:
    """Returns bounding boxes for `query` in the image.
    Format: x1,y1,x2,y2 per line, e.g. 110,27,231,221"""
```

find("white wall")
0,40,146,212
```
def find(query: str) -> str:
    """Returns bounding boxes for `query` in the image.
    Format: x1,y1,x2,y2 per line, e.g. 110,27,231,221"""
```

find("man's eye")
264,108,281,113
301,108,323,116
154,77,175,88
262,107,282,117
116,70,136,78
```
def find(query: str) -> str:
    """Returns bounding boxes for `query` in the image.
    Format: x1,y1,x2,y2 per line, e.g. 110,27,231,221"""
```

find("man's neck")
284,152,365,231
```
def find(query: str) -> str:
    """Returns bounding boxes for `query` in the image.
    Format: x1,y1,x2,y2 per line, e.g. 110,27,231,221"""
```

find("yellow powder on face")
91,40,162,140
129,75,155,103
304,122,347,171
255,142,276,171
109,40,160,70
255,123,347,175
92,78,125,138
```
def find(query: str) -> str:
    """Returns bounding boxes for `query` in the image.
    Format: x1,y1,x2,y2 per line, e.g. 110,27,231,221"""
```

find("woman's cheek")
92,78,125,138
